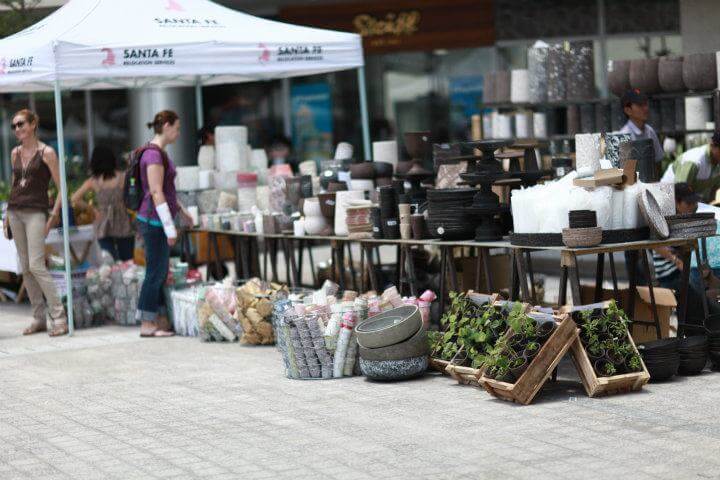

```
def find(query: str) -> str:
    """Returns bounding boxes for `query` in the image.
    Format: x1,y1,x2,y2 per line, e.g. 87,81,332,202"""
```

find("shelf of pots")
427,292,531,388
479,308,579,405
565,301,650,397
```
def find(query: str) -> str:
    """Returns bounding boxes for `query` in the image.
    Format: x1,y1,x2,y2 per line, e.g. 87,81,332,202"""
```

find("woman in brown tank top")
2,109,68,336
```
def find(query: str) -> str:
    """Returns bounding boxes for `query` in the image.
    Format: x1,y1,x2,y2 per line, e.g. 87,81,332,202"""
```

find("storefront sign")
280,0,494,54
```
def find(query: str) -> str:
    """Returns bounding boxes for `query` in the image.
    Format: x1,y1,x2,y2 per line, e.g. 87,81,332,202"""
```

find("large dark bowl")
403,131,431,160
608,59,631,97
350,161,375,180
638,338,679,353
629,58,661,94
645,360,679,382
373,161,394,178
679,335,709,349
658,56,685,93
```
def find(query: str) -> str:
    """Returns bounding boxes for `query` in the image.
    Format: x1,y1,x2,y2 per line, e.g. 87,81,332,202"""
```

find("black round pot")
679,335,709,349
510,357,528,380
523,345,540,361
594,358,616,377
639,338,679,353
587,348,605,363
535,320,556,341
704,314,720,334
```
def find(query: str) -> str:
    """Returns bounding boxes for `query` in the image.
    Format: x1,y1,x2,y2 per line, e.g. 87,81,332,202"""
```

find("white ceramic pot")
304,215,327,235
303,197,322,217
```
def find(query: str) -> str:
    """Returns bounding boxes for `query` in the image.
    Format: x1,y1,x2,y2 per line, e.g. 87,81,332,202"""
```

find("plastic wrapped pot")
629,58,660,94
683,52,717,91
658,56,685,92
608,59,631,97
547,44,567,102
494,70,511,103
566,41,595,101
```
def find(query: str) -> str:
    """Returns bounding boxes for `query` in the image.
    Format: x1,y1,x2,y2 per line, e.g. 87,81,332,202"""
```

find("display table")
186,227,704,340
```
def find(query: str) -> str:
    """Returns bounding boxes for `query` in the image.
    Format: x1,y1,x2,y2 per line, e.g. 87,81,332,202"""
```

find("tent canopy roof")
0,0,363,92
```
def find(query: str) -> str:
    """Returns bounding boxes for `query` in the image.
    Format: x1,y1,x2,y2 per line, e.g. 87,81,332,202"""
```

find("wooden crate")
569,323,650,397
443,300,531,388
428,357,451,373
480,314,579,405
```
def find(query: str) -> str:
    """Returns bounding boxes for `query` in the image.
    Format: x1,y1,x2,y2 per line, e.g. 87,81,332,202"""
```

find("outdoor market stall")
0,0,368,333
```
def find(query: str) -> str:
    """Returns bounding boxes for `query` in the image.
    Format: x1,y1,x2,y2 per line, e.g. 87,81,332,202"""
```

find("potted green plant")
523,341,540,360
587,341,605,362
509,355,528,380
625,353,643,373
594,359,617,377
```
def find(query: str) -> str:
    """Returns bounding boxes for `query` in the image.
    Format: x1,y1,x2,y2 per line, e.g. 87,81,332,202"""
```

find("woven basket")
562,227,602,248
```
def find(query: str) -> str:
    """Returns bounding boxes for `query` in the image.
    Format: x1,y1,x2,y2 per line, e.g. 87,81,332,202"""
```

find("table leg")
262,238,268,280
365,245,379,292
557,266,568,308
474,247,482,292
640,249,662,339
232,237,242,281
561,251,582,305
447,247,459,292
284,238,299,287
509,250,519,301
269,238,279,282
406,246,418,297
347,242,358,292
297,239,305,286
694,243,710,322
594,253,605,303
482,248,493,294
677,245,693,338
626,250,638,323
210,232,223,280
609,252,619,300
395,245,401,287
439,247,448,314
334,241,346,291
515,249,531,303
525,251,536,304
308,243,317,287
360,245,366,293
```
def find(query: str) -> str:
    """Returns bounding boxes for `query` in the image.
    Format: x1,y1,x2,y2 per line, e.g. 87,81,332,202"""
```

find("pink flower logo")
258,43,270,63
166,0,183,11
101,48,115,67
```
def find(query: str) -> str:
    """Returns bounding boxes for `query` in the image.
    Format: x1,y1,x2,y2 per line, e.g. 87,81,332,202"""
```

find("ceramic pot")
356,305,422,349
658,56,685,92
304,215,327,235
629,58,660,94
303,197,322,217
373,161,394,177
318,192,336,220
608,59,631,97
403,131,431,161
396,160,414,175
683,52,717,91
494,70,511,103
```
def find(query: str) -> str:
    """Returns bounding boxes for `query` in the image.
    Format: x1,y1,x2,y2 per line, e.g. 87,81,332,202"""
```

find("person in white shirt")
618,89,664,164
660,131,720,202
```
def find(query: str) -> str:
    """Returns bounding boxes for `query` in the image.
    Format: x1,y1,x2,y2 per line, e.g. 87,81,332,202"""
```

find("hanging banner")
291,82,333,162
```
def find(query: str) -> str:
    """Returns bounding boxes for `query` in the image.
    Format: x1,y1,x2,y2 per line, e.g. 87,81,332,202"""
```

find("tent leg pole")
195,76,204,130
357,67,371,160
281,78,292,139
54,80,74,336
84,90,95,159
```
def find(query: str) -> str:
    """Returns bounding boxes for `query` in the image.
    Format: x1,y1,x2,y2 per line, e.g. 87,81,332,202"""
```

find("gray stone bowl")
355,305,421,349
358,325,428,361
629,58,660,94
359,355,428,381
608,59,631,97
658,56,685,93
683,53,717,92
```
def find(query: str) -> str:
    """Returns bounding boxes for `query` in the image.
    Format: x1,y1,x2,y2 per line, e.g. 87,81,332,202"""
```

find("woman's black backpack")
123,143,168,212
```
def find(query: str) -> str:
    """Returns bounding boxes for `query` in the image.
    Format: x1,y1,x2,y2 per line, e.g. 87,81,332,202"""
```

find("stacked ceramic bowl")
666,212,717,239
426,188,476,240
677,335,709,375
705,314,720,369
562,210,601,247
356,305,428,381
379,186,400,239
638,338,679,381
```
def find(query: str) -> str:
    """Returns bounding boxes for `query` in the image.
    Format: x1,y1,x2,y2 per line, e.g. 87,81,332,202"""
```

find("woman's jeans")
98,236,135,262
136,222,169,323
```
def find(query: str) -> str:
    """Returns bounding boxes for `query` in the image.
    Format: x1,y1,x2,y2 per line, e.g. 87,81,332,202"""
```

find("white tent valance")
0,0,364,92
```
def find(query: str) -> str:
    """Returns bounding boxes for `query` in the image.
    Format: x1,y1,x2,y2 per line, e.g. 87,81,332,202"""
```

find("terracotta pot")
350,161,375,180
683,53,717,91
318,192,336,220
327,181,348,193
658,56,685,93
608,59,631,97
629,58,660,94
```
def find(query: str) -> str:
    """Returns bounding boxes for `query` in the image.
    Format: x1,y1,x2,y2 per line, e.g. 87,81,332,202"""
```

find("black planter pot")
594,358,616,377
535,320,556,341
587,348,605,363
510,357,529,381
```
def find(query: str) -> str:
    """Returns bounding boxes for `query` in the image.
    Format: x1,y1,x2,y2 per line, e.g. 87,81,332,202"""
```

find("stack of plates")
677,335,708,375
568,210,597,228
638,338,679,382
666,212,717,239
426,188,476,240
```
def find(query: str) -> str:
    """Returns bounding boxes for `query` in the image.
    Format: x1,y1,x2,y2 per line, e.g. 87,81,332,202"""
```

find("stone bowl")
373,161,394,178
350,161,375,180
358,326,428,361
355,305,422,349
658,56,685,93
629,58,660,94
608,59,631,97
683,53,717,91
359,355,428,381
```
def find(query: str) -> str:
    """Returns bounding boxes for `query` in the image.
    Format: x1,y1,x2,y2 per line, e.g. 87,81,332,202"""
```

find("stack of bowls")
426,188,476,240
704,314,720,369
638,338,679,381
357,305,428,381
563,209,601,247
379,186,400,239
677,335,709,375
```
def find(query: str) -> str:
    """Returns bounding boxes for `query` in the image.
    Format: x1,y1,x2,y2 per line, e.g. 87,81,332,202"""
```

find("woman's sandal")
140,329,175,338
48,323,69,337
22,323,46,335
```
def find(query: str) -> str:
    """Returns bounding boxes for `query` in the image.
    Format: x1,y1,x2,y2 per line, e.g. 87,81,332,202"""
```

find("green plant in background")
0,180,9,203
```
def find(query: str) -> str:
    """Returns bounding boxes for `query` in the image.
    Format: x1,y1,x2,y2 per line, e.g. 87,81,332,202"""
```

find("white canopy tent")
0,0,369,334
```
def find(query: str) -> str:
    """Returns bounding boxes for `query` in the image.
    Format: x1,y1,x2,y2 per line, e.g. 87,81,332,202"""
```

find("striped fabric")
652,251,678,280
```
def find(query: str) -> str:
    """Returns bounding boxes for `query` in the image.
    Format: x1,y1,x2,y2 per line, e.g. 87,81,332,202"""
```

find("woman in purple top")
135,110,192,337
